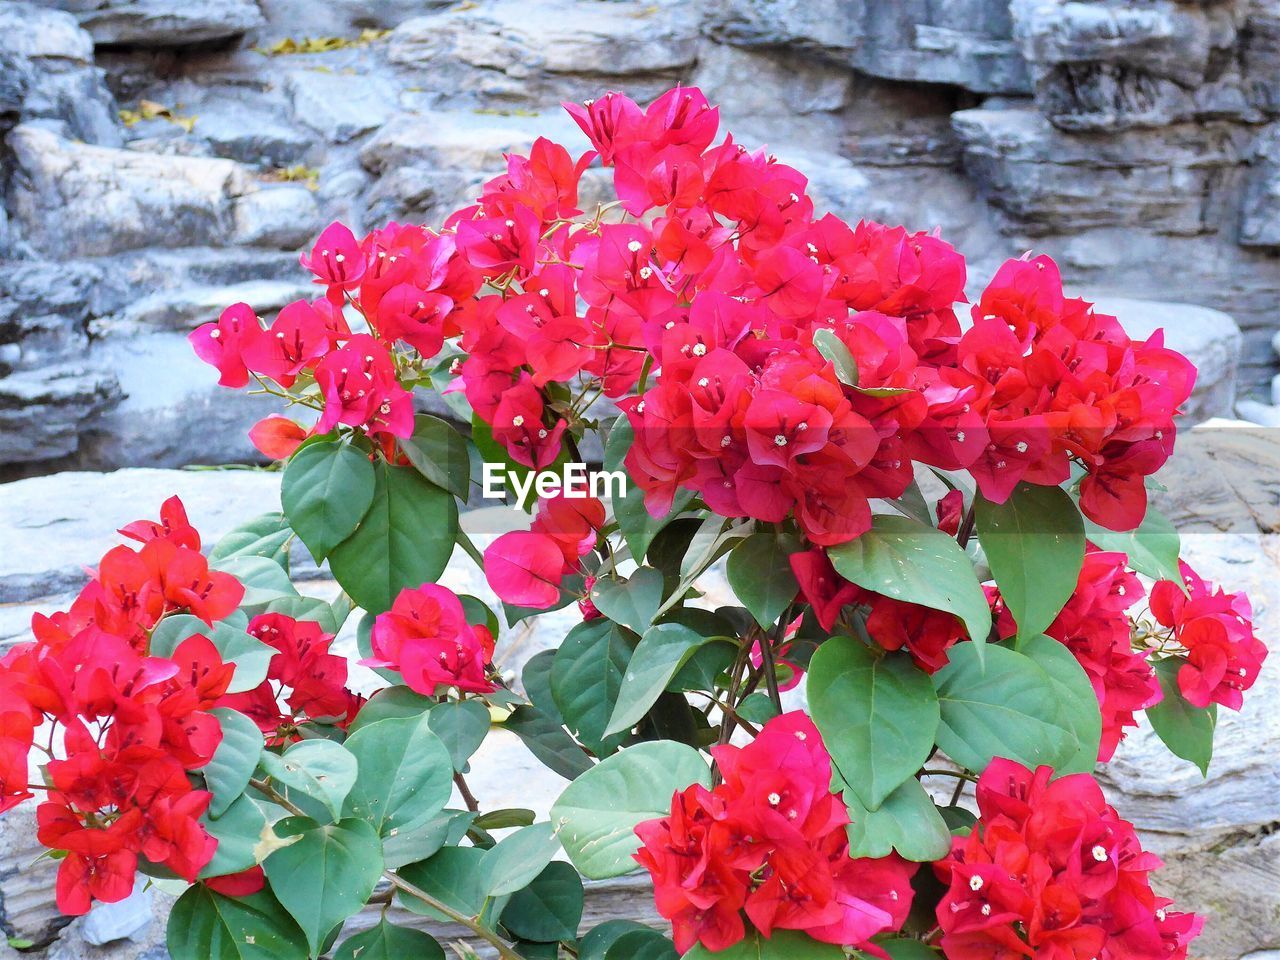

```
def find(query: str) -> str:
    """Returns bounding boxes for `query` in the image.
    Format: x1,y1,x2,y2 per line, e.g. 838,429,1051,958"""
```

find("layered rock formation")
0,0,1277,477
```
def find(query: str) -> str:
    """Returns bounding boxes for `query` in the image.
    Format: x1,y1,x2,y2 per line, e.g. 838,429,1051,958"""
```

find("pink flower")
364,585,495,696
483,531,567,608
300,221,366,288
189,303,264,388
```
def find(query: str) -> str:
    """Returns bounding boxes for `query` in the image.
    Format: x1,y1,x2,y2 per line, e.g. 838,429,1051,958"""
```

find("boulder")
54,0,264,46
0,467,296,604
6,125,325,257
284,68,397,144
387,0,699,106
0,365,120,468
703,0,1031,95
193,99,317,167
0,1,120,146
1240,123,1280,249
90,277,313,335
1152,419,1280,535
77,331,277,471
1010,0,1257,131
951,107,1251,236
1091,296,1242,422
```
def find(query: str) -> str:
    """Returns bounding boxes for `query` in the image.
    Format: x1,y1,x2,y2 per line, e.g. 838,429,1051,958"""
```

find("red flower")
118,495,201,551
313,334,414,439
301,221,367,288
364,585,495,696
483,531,568,609
934,758,1201,960
1149,560,1267,710
635,712,914,954
248,415,309,460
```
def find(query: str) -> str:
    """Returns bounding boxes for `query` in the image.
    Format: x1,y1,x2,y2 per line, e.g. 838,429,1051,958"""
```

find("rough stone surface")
56,0,264,46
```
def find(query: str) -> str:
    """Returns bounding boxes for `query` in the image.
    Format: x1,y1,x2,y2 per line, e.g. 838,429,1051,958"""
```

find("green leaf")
812,327,859,386
878,940,943,959
382,808,474,870
606,622,711,737
551,619,637,755
344,714,454,834
727,531,800,628
474,808,536,830
208,513,292,569
328,462,458,614
397,846,506,923
480,821,561,896
844,777,952,862
503,705,594,780
580,921,656,960
1147,657,1216,776
522,649,562,723
1084,507,1182,586
150,616,275,695
933,643,1078,773
259,740,358,822
808,637,939,810
204,708,265,817
334,921,444,960
614,475,696,565
215,555,298,608
736,692,782,725
263,817,383,956
589,567,664,634
199,792,267,878
604,929,678,960
1019,634,1102,774
499,861,584,943
281,439,376,562
168,887,308,960
426,699,491,771
346,685,434,734
976,483,1085,640
550,740,711,879
828,514,991,656
683,930,845,959
401,413,472,501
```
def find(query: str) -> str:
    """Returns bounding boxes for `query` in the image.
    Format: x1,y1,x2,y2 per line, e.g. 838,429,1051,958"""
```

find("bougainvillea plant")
1,86,1268,960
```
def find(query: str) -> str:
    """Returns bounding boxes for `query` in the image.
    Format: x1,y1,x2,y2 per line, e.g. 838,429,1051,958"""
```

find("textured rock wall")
0,0,1277,476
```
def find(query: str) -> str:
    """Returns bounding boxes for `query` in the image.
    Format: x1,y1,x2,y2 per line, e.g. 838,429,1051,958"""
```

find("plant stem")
756,627,784,714
956,501,977,548
454,772,480,813
921,768,978,783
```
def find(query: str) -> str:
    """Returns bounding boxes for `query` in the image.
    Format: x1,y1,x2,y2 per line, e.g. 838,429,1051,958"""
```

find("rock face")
55,0,265,46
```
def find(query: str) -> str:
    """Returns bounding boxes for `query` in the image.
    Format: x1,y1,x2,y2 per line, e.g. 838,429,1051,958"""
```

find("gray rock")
1091,296,1242,422
1240,123,1280,249
387,0,699,106
55,0,265,46
78,331,278,471
0,365,121,467
232,182,323,248
284,68,396,144
703,0,1031,95
6,125,252,258
951,107,1251,236
193,100,316,167
0,1,120,145
0,467,292,603
91,277,314,335
1010,0,1256,131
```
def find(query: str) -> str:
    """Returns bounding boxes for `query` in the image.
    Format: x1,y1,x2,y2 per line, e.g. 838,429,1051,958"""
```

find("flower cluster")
0,498,242,914
1149,561,1267,710
935,758,1202,960
911,257,1195,530
364,584,496,696
994,549,1160,761
483,494,606,607
219,613,365,744
634,712,915,955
